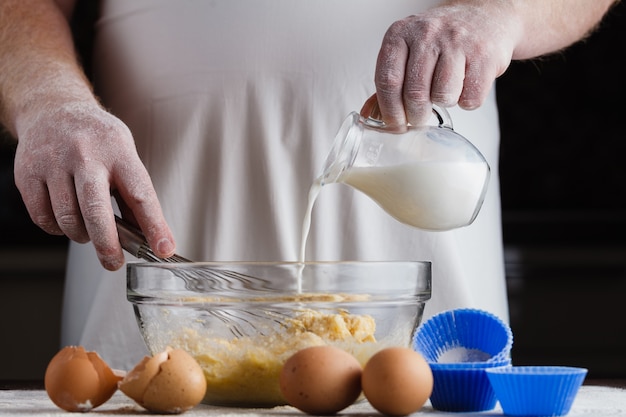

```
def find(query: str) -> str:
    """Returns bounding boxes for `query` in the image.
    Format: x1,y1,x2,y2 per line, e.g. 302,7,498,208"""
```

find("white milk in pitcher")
341,161,488,231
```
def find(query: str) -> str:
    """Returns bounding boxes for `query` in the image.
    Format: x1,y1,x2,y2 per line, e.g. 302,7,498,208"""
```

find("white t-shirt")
62,0,507,370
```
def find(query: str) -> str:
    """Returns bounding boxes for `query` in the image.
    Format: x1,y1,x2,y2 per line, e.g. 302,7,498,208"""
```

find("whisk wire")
115,215,286,337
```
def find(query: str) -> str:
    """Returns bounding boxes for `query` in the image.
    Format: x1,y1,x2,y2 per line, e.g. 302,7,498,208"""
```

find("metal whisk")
115,215,287,337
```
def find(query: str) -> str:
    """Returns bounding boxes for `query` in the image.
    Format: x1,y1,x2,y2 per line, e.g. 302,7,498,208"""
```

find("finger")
74,167,125,271
403,28,439,126
15,177,64,236
458,59,495,110
375,23,409,127
430,49,465,108
47,174,89,243
402,44,436,127
113,161,175,259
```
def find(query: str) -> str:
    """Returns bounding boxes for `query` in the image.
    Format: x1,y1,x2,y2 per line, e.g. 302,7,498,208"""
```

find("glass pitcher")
318,104,490,231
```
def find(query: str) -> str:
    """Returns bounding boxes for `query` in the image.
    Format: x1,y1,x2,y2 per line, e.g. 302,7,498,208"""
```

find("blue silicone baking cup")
414,308,513,363
429,361,512,412
485,366,588,416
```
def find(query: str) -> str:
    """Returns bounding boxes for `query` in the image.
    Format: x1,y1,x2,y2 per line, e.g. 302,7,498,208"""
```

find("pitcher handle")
359,94,453,130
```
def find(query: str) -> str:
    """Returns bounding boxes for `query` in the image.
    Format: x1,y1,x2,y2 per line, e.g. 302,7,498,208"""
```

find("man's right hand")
13,101,175,270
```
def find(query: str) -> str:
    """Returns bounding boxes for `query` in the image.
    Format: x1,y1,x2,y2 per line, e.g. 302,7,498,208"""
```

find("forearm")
511,0,617,59
0,0,95,138
445,0,618,60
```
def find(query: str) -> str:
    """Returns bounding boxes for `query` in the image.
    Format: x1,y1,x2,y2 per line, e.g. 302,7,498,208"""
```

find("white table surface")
0,385,625,416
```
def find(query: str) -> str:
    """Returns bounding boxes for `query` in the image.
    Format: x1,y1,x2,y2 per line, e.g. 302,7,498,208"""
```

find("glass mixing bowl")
127,261,431,407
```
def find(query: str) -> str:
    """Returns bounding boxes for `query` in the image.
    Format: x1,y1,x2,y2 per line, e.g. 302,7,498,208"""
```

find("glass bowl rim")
126,260,432,305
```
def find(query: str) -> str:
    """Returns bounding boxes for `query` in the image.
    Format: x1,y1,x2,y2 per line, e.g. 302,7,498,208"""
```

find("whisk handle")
115,215,192,263
115,215,150,258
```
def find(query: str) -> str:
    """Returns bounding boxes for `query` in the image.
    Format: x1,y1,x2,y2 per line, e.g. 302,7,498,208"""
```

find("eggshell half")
117,349,169,401
119,347,207,413
44,346,122,412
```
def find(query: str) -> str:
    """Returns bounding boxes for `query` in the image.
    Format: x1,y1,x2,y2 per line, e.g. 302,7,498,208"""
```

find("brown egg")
362,347,433,416
279,345,362,415
44,345,123,412
119,346,207,413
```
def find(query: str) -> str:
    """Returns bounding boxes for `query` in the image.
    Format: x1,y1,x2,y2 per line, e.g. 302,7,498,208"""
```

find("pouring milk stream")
298,104,490,264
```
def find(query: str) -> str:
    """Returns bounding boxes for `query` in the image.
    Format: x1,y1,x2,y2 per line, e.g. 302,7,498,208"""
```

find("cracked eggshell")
44,346,122,412
117,349,169,401
119,347,207,413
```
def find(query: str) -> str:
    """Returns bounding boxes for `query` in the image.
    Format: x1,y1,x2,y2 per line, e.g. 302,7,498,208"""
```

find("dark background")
2,2,626,381
496,2,626,376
